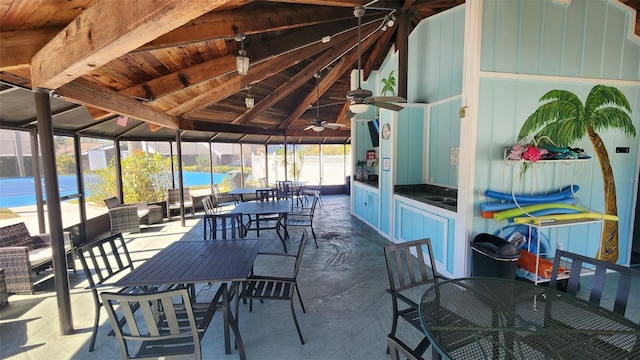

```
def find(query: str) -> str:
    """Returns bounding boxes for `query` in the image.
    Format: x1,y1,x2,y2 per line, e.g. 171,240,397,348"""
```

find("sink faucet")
444,188,457,198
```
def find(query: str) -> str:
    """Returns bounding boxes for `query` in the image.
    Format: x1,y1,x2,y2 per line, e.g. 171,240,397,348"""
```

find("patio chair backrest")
167,188,191,204
201,196,217,215
76,232,134,289
100,288,205,360
104,197,122,209
256,188,276,202
259,177,268,187
385,238,439,293
550,250,640,320
207,213,245,239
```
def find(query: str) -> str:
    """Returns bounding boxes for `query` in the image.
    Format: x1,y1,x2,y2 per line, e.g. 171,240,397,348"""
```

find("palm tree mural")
517,85,636,262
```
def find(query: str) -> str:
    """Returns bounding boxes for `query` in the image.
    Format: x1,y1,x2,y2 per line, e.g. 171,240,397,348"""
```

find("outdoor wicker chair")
166,188,194,220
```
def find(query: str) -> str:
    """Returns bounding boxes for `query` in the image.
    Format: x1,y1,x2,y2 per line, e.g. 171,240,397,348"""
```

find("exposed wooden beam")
279,28,382,129
55,78,180,129
31,0,234,90
362,24,396,81
165,22,377,117
122,20,358,101
139,4,355,51
0,28,61,70
335,100,353,125
182,119,286,136
286,128,350,137
233,22,379,126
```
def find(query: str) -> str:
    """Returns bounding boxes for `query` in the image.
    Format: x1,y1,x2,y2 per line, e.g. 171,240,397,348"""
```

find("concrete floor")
1,194,638,359
0,195,427,360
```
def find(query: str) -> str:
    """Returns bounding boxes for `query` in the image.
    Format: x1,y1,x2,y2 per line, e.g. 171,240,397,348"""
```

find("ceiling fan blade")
373,101,404,111
308,102,345,109
304,125,315,131
330,96,348,101
346,110,355,118
325,123,346,129
369,96,406,103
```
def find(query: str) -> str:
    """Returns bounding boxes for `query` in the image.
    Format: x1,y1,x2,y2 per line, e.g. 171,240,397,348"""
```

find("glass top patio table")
419,277,640,360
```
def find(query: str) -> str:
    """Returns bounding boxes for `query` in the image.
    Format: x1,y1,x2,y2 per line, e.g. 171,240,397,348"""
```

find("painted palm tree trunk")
587,126,618,262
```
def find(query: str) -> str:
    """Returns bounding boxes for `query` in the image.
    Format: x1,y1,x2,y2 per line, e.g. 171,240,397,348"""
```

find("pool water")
0,172,226,208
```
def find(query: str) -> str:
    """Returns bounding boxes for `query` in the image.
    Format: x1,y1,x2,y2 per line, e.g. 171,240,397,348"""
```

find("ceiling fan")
338,6,406,114
305,73,347,132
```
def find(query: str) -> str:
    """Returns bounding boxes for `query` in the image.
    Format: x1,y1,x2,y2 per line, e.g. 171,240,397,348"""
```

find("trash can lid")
471,233,520,259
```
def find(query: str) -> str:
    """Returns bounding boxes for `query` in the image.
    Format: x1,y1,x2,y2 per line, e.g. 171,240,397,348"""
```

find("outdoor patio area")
0,195,427,360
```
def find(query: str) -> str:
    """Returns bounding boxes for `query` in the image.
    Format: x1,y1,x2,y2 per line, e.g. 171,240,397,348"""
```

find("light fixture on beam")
235,34,249,75
244,85,254,108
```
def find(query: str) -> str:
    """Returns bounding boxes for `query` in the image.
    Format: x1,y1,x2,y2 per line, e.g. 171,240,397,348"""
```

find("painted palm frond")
516,84,636,262
380,70,396,96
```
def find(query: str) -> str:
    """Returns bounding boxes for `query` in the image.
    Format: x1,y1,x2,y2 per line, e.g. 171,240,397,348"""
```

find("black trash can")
470,233,520,279
345,176,351,195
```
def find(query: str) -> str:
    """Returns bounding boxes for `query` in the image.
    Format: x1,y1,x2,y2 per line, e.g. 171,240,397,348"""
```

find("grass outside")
0,208,19,220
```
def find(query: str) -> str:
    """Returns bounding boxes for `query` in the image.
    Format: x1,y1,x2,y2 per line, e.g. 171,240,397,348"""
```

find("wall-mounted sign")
383,157,390,171
366,150,376,160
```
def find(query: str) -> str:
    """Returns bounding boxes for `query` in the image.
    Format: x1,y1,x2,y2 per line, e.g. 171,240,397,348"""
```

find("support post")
176,129,185,227
34,89,73,335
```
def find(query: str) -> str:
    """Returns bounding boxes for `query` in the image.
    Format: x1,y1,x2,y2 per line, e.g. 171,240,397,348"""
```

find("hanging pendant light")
244,85,254,109
235,34,249,75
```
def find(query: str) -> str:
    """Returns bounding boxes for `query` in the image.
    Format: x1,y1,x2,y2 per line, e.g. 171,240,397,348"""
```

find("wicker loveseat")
0,222,75,294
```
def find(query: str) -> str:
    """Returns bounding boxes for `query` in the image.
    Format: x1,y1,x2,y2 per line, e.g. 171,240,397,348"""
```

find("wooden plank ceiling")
0,0,638,144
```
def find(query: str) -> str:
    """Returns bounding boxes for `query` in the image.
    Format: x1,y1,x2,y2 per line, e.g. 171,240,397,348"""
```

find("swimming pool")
0,172,226,208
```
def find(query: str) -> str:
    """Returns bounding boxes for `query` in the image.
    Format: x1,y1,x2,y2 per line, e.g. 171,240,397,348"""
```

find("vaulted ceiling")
1,0,638,144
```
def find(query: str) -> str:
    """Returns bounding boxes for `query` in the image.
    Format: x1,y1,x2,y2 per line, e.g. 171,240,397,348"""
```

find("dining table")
231,199,290,252
112,239,263,360
418,277,640,359
227,187,273,202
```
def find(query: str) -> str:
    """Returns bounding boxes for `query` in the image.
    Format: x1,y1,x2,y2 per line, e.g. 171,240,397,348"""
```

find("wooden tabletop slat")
113,240,262,287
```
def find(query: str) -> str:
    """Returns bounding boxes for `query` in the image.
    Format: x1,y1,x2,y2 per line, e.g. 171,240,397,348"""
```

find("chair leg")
310,226,318,248
89,300,101,351
290,296,305,345
295,284,305,313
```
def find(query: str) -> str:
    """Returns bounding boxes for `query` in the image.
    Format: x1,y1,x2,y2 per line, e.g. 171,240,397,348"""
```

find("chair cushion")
0,223,35,251
29,243,72,268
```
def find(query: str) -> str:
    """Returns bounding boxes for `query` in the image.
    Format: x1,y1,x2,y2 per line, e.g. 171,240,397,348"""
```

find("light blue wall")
396,107,425,185
481,0,640,79
429,100,461,187
474,0,640,263
408,6,465,103
379,110,393,235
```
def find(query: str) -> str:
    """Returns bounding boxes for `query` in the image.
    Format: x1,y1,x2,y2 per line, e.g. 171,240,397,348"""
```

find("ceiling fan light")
245,95,254,108
349,102,369,113
236,50,249,75
312,125,324,132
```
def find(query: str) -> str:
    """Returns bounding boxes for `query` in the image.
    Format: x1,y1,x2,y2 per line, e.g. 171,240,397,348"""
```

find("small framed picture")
383,157,390,171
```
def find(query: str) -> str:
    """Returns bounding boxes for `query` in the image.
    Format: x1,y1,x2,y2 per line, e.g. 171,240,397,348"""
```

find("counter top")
354,179,379,188
395,184,457,212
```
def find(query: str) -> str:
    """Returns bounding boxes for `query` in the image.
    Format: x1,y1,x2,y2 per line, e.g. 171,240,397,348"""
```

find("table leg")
276,214,288,253
223,283,246,360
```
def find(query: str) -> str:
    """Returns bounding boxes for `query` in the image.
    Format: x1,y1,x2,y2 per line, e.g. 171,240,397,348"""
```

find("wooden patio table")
227,187,272,202
112,239,263,360
231,200,290,252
